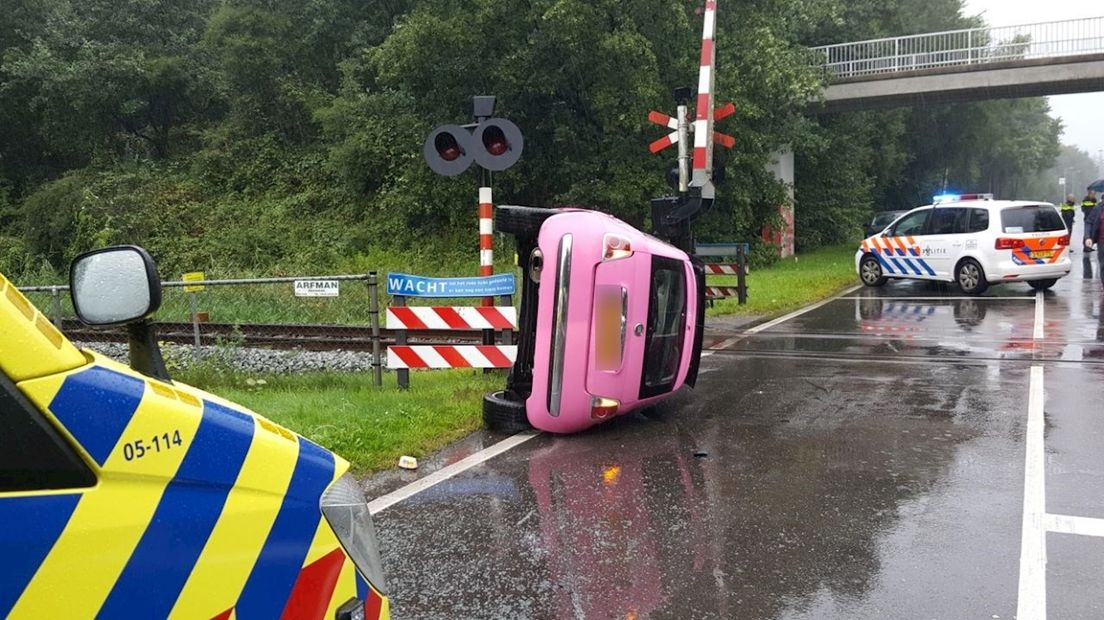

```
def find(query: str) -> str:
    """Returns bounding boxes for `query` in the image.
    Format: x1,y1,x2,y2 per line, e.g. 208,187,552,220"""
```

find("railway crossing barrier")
385,272,517,388
695,242,749,304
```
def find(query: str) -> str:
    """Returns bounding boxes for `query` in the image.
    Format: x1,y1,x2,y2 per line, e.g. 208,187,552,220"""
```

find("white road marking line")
1034,290,1045,341
744,285,862,335
1016,365,1047,620
1017,293,1049,619
368,431,540,514
838,295,1036,301
1044,513,1104,537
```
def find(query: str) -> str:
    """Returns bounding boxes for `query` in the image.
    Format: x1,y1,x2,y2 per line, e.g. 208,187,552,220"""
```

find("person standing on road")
1084,190,1099,219
1061,194,1078,247
1085,198,1104,287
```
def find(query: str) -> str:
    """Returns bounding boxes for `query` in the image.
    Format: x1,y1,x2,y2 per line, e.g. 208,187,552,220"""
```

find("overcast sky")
961,0,1104,171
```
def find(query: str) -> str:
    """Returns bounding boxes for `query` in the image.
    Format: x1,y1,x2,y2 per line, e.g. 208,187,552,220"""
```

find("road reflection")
521,376,981,620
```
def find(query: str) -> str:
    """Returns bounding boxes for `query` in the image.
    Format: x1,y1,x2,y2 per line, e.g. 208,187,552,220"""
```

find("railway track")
61,320,490,352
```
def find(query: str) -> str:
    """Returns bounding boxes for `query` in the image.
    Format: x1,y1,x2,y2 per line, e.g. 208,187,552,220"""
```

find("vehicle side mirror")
70,246,161,325
70,245,171,382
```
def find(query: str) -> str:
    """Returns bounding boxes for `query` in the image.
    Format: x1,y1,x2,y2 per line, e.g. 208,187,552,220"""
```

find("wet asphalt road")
365,234,1104,619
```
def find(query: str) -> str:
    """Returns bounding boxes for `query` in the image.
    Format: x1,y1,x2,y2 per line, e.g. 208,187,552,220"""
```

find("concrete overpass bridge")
763,17,1104,255
811,17,1104,113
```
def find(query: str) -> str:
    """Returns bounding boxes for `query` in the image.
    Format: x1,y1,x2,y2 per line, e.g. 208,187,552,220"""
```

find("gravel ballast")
76,342,378,374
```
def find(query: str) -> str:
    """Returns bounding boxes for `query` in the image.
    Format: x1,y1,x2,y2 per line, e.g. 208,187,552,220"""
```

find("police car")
856,194,1072,295
0,246,388,619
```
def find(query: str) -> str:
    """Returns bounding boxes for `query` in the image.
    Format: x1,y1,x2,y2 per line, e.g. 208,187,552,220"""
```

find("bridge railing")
812,17,1104,79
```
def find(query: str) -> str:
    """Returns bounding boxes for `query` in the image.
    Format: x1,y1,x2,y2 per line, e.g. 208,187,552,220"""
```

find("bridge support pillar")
763,146,795,258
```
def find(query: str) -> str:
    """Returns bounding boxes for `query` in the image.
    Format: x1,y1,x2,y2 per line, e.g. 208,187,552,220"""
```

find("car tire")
482,390,531,433
1028,278,1058,291
859,254,888,287
955,258,988,295
496,205,554,237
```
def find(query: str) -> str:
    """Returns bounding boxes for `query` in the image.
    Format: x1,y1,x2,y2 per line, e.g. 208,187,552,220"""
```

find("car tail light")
1056,234,1070,246
590,396,620,419
602,233,633,261
995,238,1025,250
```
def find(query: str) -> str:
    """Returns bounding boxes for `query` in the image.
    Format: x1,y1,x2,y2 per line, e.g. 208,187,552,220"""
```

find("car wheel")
482,390,531,433
1028,278,1058,291
859,254,888,287
955,258,988,295
496,205,555,237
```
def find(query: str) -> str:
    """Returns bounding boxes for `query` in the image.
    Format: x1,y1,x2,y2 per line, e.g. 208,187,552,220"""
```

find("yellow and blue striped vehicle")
0,246,389,619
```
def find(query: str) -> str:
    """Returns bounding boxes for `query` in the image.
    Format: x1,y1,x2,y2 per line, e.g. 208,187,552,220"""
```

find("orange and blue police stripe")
1009,237,1066,266
861,236,936,277
0,361,388,619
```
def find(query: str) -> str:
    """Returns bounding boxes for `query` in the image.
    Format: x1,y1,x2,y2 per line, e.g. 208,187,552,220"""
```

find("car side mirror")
70,245,171,382
70,246,161,325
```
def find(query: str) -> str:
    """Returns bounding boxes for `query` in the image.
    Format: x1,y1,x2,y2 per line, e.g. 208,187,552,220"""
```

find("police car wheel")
859,255,888,287
496,205,554,238
483,390,531,433
1028,278,1058,291
955,258,988,295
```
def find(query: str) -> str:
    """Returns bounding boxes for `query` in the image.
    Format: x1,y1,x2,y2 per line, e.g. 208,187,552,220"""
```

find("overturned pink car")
484,206,705,435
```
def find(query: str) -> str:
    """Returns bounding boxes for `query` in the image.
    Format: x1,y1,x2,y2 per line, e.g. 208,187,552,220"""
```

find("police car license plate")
1031,250,1054,259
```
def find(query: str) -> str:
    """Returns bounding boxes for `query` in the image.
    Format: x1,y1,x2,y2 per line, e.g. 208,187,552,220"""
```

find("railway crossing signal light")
424,99,524,176
436,133,463,161
424,124,475,176
666,165,680,190
483,127,508,155
472,118,523,171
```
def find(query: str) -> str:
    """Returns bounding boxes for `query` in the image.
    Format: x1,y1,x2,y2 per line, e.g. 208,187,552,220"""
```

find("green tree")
2,0,215,165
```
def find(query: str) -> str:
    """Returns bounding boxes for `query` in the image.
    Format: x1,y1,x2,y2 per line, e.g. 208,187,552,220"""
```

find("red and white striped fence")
702,262,747,299
704,285,742,299
386,306,517,331
703,262,748,276
386,305,517,369
387,344,517,369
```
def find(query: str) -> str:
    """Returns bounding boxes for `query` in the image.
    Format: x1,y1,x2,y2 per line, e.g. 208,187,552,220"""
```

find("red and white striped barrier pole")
479,186,493,307
647,0,733,190
692,0,718,201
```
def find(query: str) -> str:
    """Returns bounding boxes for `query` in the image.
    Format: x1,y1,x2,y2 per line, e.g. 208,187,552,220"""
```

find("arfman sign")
294,280,340,297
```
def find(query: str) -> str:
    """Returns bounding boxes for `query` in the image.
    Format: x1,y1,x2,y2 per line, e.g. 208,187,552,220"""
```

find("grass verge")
179,368,503,474
706,244,857,317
